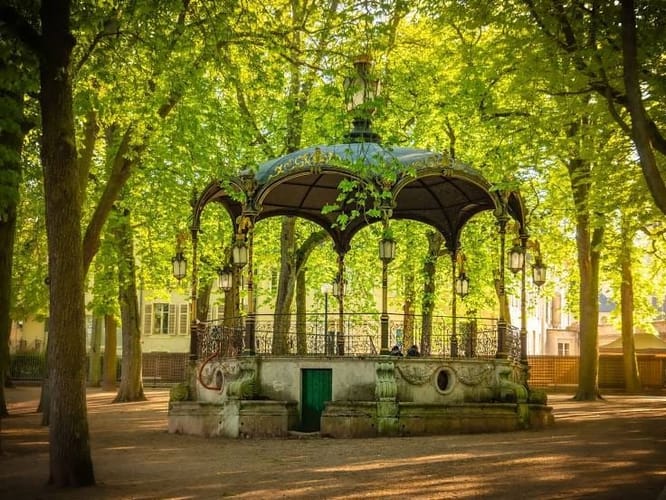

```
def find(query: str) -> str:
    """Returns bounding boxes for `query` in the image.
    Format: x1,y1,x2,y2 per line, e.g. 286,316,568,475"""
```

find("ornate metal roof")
192,141,526,254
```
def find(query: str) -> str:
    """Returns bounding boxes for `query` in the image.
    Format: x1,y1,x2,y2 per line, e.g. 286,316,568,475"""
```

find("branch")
295,230,328,273
78,110,99,201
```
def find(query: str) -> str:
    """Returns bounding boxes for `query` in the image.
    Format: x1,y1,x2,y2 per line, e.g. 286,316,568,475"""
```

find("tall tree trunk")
273,217,297,354
0,57,31,417
39,0,95,486
224,267,242,353
102,315,117,391
296,267,307,354
197,282,212,322
421,231,444,355
568,152,604,401
0,123,20,419
88,316,103,387
272,218,327,355
620,221,641,392
402,268,416,349
113,208,145,402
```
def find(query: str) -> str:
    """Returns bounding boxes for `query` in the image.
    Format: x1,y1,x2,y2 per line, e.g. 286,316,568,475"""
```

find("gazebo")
168,58,553,438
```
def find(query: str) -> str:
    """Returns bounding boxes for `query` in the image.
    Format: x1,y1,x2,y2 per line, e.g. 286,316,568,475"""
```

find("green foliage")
9,0,666,350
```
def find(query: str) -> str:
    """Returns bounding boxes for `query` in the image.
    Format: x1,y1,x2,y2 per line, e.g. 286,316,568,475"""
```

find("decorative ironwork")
196,312,519,361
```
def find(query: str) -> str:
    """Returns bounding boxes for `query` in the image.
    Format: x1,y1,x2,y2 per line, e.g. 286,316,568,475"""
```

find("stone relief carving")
226,358,257,400
374,361,397,401
395,364,436,386
454,364,494,386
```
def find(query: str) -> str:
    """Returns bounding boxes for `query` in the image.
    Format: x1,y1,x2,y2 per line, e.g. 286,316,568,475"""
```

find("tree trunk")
296,267,307,354
0,68,29,418
113,208,145,402
272,218,327,355
273,217,297,354
567,151,604,401
421,231,444,355
402,268,416,349
88,316,103,387
197,281,212,322
39,0,95,486
224,267,242,353
102,315,117,391
620,221,641,392
0,145,18,419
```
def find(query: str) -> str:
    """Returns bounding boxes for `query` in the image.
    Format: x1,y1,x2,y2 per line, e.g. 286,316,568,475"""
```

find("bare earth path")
1,387,665,499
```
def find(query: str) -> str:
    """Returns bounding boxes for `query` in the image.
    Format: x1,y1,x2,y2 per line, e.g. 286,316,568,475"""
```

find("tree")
0,0,38,417
618,214,641,392
521,0,666,214
38,0,95,486
111,205,145,402
420,230,445,356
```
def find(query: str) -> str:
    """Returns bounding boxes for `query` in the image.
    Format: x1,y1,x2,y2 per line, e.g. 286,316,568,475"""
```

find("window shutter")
143,304,153,335
168,304,177,335
178,304,189,335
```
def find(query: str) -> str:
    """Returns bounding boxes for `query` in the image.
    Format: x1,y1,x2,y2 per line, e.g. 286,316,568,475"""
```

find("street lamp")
455,271,470,298
379,230,396,354
332,278,344,299
532,255,547,287
171,251,187,280
232,238,248,267
379,237,396,263
217,266,232,291
508,239,525,274
344,54,381,143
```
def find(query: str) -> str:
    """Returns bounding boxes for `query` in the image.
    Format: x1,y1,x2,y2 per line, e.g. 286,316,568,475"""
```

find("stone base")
321,401,554,438
168,400,298,438
168,401,221,437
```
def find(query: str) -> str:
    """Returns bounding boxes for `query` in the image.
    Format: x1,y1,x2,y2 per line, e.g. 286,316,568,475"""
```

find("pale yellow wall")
9,319,46,353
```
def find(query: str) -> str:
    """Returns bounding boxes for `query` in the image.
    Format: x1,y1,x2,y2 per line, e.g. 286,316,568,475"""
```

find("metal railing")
197,312,521,360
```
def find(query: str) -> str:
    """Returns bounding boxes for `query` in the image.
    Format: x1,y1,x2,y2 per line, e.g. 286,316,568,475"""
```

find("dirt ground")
1,386,665,500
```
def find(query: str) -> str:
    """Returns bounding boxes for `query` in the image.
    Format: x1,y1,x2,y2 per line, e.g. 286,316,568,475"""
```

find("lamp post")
508,236,547,361
233,231,253,354
344,54,381,143
379,231,396,355
496,214,509,358
452,252,470,358
333,252,347,356
321,283,333,355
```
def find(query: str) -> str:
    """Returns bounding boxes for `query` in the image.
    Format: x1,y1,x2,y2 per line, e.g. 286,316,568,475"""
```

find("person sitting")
406,345,420,357
389,345,403,356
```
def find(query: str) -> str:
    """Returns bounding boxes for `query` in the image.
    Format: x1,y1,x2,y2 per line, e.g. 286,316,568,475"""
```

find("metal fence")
197,312,517,360
8,352,664,389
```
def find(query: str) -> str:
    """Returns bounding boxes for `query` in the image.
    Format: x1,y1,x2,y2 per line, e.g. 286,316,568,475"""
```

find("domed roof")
194,141,526,254
256,142,444,183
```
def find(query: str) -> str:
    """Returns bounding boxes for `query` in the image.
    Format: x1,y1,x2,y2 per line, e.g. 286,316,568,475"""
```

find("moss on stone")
169,382,190,402
528,389,548,405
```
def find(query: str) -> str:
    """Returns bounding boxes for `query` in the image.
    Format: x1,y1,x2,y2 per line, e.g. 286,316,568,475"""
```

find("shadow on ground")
1,387,665,499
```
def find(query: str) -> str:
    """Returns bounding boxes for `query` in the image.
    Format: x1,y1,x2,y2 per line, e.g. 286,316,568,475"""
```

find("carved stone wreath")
396,364,437,386
454,364,494,386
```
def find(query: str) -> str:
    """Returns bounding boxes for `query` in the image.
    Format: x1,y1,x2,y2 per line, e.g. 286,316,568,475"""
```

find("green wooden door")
301,369,332,432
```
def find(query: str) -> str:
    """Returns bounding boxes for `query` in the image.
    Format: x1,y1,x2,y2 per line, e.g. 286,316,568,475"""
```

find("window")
143,302,189,335
154,303,170,334
557,342,570,356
